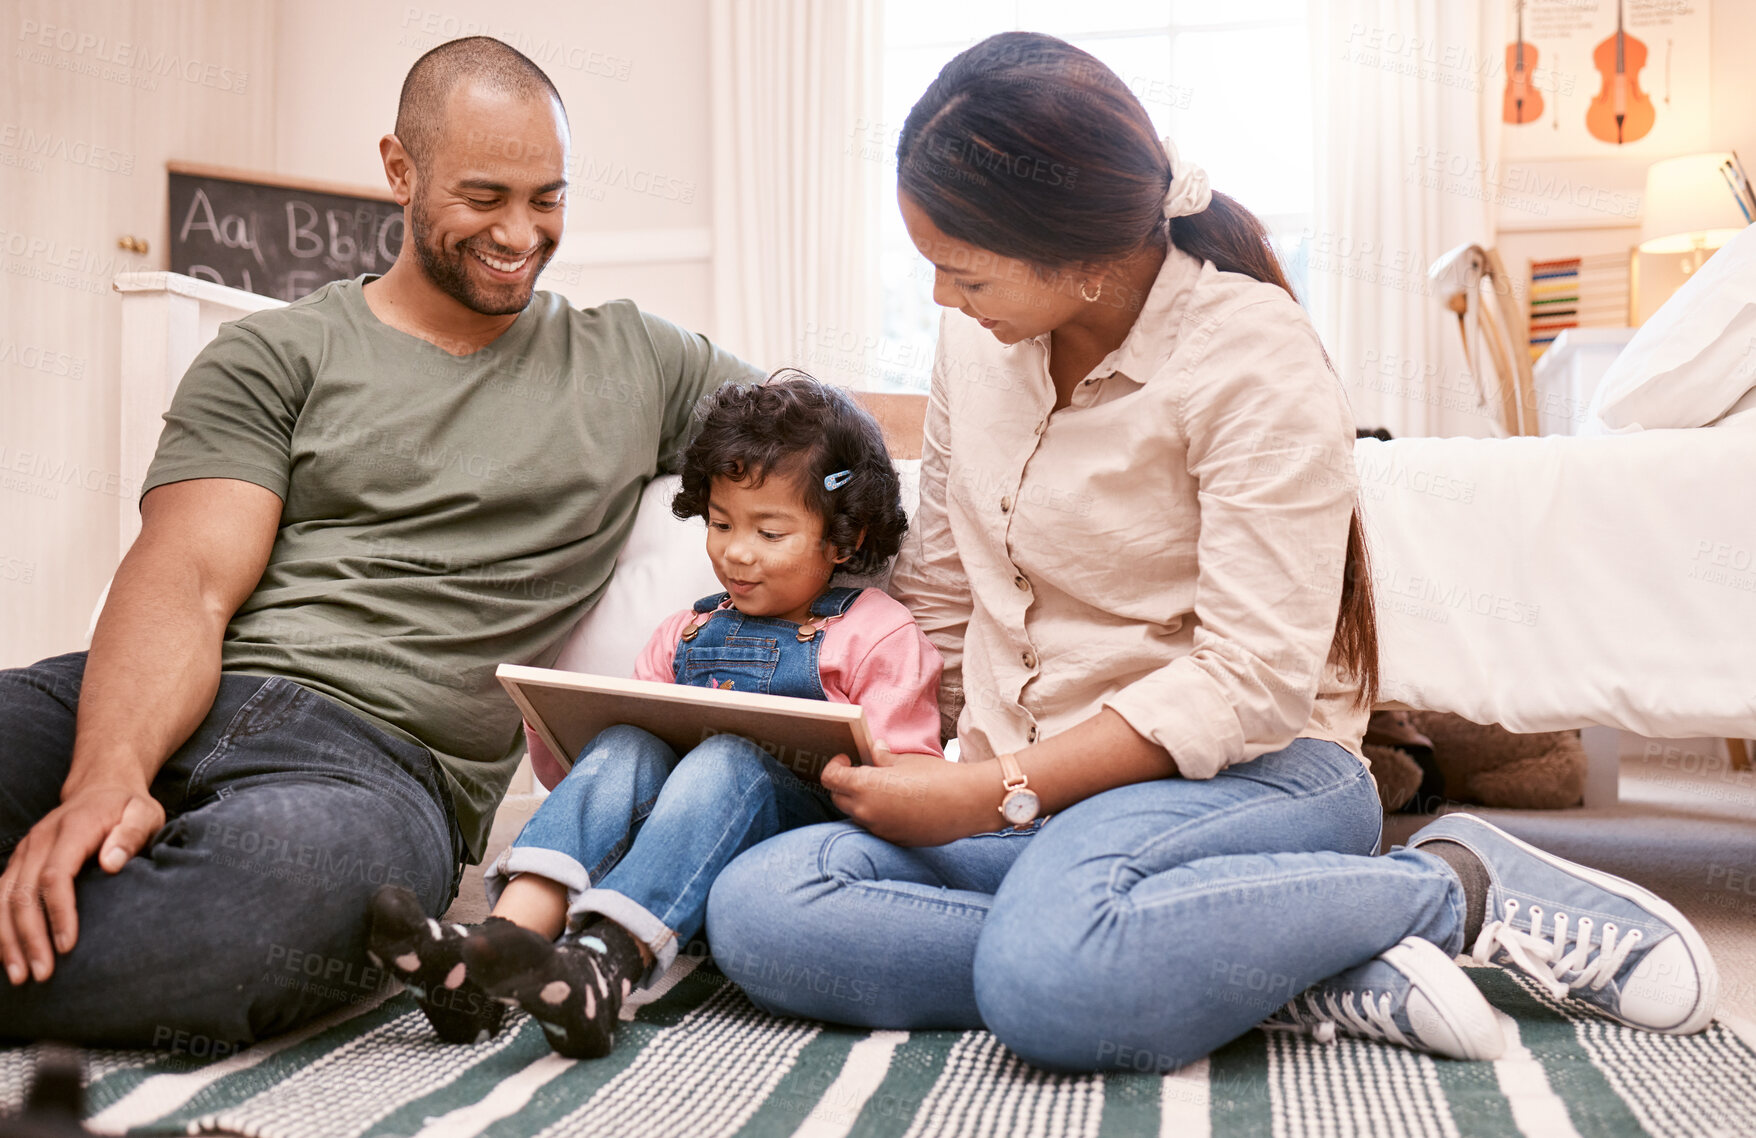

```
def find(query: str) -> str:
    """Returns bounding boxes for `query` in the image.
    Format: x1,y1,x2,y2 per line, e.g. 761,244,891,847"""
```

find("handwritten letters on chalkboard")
168,170,406,301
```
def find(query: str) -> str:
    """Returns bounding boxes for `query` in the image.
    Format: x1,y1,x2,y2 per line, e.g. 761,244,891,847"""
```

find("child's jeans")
484,725,841,979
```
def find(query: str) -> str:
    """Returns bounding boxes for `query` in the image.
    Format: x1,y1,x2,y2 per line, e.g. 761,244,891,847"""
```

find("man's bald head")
394,36,565,169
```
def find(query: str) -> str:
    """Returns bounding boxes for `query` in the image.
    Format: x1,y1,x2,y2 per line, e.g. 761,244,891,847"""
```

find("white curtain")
709,0,883,376
1307,0,1498,437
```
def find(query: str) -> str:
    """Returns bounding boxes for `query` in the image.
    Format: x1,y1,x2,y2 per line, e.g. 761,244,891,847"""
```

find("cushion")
548,476,721,681
1588,222,1756,432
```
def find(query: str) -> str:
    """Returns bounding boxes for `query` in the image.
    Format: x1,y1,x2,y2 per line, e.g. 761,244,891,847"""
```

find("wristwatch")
996,752,1040,829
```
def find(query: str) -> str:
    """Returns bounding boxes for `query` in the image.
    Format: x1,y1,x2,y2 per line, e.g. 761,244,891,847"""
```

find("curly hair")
671,372,907,577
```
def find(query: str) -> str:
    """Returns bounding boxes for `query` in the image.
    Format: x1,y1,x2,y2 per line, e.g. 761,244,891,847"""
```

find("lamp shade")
1638,152,1751,254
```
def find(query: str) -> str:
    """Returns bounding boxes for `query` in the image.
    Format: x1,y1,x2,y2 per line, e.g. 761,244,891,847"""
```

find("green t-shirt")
142,277,761,860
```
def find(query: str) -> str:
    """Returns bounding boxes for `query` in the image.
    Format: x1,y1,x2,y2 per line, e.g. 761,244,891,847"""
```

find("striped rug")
4,963,1754,1138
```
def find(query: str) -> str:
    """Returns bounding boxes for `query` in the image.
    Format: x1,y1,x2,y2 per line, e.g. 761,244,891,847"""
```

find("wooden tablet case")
496,664,875,784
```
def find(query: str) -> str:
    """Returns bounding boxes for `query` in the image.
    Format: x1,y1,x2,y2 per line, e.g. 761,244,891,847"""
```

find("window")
873,0,1313,391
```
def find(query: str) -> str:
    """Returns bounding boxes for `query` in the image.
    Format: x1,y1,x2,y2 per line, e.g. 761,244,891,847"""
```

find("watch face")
1001,788,1040,826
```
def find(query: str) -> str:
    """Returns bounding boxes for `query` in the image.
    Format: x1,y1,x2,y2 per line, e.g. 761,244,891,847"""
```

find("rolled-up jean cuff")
482,847,592,912
567,887,677,985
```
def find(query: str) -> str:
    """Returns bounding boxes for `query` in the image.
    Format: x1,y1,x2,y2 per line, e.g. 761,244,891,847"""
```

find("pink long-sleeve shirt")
526,588,944,789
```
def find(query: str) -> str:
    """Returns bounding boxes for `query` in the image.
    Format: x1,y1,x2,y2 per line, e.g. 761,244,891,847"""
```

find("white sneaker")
1261,936,1505,1060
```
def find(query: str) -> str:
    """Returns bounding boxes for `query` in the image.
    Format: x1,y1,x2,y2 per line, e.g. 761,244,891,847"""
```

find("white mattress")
1356,427,1756,737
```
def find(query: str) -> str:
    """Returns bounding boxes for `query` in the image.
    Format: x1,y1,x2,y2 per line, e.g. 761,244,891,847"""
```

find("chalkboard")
167,164,406,301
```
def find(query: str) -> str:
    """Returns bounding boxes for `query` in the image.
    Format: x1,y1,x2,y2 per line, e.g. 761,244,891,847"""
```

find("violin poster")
1500,0,1710,160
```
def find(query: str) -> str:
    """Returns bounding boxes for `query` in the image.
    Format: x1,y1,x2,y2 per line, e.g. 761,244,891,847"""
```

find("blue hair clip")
823,469,853,491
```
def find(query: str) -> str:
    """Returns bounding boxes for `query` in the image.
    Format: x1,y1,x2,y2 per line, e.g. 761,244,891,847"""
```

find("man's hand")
0,783,164,985
819,742,1001,847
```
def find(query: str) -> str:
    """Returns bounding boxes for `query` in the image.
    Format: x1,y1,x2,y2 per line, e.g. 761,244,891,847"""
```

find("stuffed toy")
1363,709,1587,813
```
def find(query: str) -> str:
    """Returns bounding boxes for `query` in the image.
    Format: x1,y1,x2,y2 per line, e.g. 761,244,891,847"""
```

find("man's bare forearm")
61,539,230,799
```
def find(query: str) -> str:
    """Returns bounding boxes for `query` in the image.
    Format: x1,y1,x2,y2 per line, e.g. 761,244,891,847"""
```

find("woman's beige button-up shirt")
889,245,1369,778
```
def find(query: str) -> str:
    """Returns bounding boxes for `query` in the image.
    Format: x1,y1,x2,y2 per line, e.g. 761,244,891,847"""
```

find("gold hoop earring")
1080,280,1101,302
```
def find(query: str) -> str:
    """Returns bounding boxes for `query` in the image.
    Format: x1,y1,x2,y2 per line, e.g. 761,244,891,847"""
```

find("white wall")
1707,1,1756,182
271,0,716,333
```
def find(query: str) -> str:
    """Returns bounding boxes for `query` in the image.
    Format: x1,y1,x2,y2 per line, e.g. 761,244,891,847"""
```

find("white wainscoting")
113,272,282,553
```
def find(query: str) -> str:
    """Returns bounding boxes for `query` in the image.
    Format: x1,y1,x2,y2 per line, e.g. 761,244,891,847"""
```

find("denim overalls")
489,587,860,974
670,587,863,698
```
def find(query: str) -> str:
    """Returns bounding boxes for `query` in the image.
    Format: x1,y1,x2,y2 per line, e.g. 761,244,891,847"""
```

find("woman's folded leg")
972,739,1466,1072
707,819,1039,1028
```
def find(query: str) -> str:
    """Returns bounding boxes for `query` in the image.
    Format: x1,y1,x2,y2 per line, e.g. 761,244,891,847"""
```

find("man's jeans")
485,725,842,980
707,738,1469,1073
0,652,461,1050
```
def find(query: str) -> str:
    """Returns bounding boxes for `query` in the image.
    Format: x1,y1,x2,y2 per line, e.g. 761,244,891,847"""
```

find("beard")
407,189,556,316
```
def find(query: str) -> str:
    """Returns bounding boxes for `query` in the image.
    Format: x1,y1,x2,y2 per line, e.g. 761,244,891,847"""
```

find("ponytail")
1168,192,1293,298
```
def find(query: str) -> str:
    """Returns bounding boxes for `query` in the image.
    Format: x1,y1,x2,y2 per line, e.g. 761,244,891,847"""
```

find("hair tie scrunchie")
1160,137,1212,219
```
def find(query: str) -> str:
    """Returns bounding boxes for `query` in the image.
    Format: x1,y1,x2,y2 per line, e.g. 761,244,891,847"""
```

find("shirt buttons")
1027,725,1039,743
1021,649,1038,669
1013,574,1029,592
1034,419,1046,435
1000,496,1012,513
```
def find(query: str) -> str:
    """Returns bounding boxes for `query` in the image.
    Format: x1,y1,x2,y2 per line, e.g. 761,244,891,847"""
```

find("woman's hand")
819,742,1002,847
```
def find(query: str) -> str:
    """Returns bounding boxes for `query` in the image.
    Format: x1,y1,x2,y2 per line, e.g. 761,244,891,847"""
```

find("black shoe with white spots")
459,918,644,1059
366,884,509,1045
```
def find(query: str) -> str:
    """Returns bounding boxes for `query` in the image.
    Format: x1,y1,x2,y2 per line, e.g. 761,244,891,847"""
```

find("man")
0,37,761,1048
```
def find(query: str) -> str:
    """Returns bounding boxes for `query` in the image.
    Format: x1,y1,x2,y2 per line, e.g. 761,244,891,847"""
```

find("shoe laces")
1262,988,1411,1049
1467,898,1640,1001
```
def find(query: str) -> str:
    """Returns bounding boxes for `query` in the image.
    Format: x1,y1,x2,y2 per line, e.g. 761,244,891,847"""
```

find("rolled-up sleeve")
1101,298,1358,779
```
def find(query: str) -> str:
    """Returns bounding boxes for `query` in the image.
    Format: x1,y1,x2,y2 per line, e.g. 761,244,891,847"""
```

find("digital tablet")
496,663,875,784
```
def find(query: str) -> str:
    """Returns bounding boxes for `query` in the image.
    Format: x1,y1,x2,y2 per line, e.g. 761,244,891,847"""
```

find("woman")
705,32,1716,1073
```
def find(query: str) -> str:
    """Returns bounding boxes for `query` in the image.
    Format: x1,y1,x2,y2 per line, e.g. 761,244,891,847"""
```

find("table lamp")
1639,152,1751,267
1633,152,1752,320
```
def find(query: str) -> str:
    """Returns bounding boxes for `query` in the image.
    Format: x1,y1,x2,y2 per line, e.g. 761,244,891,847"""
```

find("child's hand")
819,742,1000,847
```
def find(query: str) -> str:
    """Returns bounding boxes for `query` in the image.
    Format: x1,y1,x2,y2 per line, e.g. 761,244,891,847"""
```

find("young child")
367,374,942,1057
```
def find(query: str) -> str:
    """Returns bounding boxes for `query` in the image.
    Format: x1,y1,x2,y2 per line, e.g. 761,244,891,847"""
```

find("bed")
1358,426,1755,804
